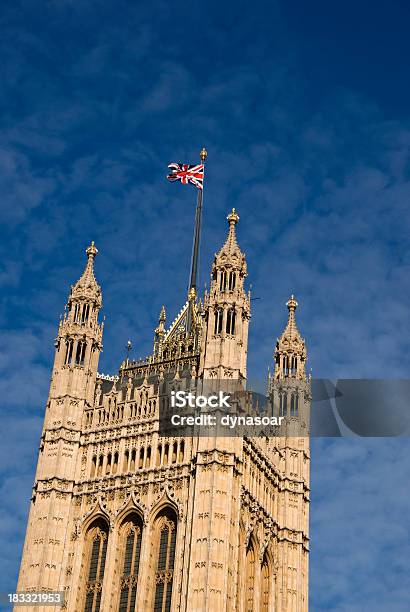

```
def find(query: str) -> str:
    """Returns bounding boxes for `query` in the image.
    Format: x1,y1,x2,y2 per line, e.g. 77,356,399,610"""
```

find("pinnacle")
159,305,166,322
220,209,241,255
71,241,102,306
282,294,301,341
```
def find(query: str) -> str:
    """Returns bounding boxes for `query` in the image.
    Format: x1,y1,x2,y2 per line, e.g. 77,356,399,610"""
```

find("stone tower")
269,296,311,610
17,242,104,603
17,213,310,612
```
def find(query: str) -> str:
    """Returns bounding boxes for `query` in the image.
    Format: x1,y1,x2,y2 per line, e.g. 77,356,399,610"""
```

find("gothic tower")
17,242,104,599
199,208,250,381
17,214,310,612
268,296,310,610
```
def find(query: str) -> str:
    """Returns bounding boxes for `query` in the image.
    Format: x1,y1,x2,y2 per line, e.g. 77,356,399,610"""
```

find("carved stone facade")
17,211,310,611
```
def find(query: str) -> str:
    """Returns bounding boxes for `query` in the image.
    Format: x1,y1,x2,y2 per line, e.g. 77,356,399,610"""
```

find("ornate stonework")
17,211,310,611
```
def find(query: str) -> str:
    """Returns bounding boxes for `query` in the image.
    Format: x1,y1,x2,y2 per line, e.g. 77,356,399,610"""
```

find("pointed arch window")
260,555,270,612
106,453,112,475
91,456,97,478
130,449,136,471
219,270,227,291
139,448,145,469
290,393,299,417
245,543,255,612
83,519,109,612
82,303,91,324
75,340,87,366
171,442,177,464
113,452,119,474
65,339,74,365
214,309,223,334
291,355,297,376
152,510,177,612
97,455,103,477
179,440,184,463
118,515,143,612
226,309,236,335
279,392,287,417
228,271,236,290
123,450,129,473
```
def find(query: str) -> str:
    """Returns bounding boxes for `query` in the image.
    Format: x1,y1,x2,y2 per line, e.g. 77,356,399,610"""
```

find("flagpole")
186,147,207,333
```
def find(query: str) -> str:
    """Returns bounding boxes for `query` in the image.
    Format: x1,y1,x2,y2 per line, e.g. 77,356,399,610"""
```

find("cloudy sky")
1,0,410,609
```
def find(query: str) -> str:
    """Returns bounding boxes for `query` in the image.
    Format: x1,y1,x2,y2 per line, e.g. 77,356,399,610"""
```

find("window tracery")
118,516,143,612
83,520,109,612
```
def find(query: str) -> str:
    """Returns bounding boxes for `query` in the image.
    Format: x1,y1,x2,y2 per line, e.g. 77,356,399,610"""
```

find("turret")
17,245,105,594
269,295,310,431
51,241,103,406
274,295,307,381
153,305,166,357
199,209,250,381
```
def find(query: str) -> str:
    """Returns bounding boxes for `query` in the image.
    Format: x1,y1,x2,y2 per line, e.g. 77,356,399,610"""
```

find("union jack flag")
167,163,204,190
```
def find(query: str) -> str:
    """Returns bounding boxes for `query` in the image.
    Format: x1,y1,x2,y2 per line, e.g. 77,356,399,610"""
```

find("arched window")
113,452,119,474
260,555,270,612
291,356,297,376
82,303,90,324
279,392,287,417
91,456,96,478
106,453,112,475
157,445,162,466
179,441,184,463
139,448,144,469
153,510,177,612
245,543,255,612
219,270,227,291
118,515,143,612
226,309,236,335
290,393,299,417
97,455,103,477
228,271,236,290
83,519,109,612
75,340,87,366
123,450,129,473
171,442,177,464
214,309,223,334
65,339,74,365
146,446,151,468
130,450,136,471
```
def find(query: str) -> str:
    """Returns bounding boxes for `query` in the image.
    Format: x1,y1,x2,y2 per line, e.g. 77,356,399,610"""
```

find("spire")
156,305,166,334
275,295,307,380
153,305,166,356
70,241,102,307
282,295,301,342
224,208,240,252
214,208,246,274
200,209,250,381
159,305,166,323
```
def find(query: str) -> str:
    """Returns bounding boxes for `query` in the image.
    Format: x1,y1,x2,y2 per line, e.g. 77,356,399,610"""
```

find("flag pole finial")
200,147,207,162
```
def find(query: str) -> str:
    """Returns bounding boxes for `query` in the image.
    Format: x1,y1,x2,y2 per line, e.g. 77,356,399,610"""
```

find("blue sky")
1,0,410,609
